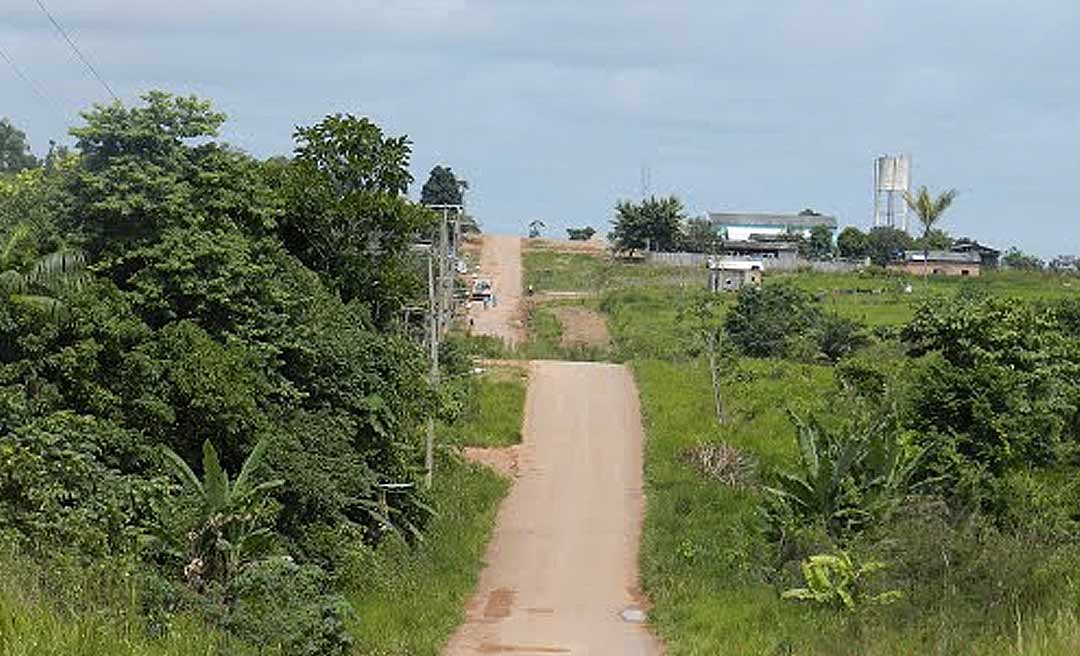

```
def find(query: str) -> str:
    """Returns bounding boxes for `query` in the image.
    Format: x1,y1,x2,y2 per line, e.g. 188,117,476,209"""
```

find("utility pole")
419,204,464,488
425,248,437,489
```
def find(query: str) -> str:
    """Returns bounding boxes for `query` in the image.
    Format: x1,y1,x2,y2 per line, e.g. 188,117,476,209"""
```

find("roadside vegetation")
0,95,512,655
594,261,1080,653
519,232,1080,653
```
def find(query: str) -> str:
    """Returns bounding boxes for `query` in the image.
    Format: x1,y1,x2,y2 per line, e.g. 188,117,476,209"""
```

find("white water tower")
873,154,911,231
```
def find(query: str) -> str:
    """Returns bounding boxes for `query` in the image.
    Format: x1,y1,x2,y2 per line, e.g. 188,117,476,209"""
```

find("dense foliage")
724,284,865,362
420,164,466,207
0,95,449,653
609,195,685,254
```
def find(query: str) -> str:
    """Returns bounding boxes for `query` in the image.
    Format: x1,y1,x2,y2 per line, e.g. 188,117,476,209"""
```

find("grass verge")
347,454,508,656
443,366,528,448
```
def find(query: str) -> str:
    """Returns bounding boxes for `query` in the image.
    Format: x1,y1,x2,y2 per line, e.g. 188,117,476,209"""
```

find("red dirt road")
444,360,661,656
470,235,525,347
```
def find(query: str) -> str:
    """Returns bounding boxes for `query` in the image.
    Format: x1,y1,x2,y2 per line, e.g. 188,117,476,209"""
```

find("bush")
217,557,353,656
0,412,166,559
725,285,823,358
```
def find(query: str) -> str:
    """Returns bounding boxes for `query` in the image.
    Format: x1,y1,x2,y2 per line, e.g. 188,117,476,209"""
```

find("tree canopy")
420,165,466,206
0,118,39,173
610,195,685,254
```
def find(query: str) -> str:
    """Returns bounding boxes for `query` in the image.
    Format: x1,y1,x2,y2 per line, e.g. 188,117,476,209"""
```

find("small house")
708,258,763,292
888,251,982,277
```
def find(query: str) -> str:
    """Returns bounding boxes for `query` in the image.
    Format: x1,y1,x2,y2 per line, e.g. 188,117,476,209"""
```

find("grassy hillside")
592,265,1080,655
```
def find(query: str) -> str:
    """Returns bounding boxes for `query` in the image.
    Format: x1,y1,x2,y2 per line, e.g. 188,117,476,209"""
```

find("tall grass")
0,551,257,656
346,455,508,656
443,367,527,448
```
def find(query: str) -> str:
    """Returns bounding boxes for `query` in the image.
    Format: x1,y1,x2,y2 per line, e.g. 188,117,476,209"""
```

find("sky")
2,1,1079,257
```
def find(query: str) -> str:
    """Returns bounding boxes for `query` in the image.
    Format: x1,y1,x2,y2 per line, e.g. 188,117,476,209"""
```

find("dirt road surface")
471,235,524,347
444,361,661,656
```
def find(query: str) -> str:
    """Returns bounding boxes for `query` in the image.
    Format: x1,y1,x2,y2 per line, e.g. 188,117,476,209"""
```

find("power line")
32,0,119,103
0,42,66,121
0,43,53,106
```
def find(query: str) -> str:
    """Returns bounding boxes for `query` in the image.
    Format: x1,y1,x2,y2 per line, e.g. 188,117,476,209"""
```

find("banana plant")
161,438,284,586
764,414,866,532
782,551,902,611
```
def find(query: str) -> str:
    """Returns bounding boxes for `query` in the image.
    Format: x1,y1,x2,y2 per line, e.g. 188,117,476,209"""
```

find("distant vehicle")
471,278,494,302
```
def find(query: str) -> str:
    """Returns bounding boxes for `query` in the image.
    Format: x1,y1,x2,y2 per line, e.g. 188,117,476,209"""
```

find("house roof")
706,212,838,229
902,250,982,264
951,239,1001,255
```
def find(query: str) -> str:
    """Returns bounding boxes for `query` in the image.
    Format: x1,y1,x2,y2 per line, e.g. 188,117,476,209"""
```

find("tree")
681,291,735,423
161,438,283,586
807,225,835,260
904,186,958,276
281,113,435,321
836,227,869,259
609,195,685,254
1002,247,1044,270
724,284,823,358
865,227,914,267
0,118,38,173
528,219,546,238
914,228,953,252
420,165,466,206
566,226,596,241
680,217,721,253
0,223,87,318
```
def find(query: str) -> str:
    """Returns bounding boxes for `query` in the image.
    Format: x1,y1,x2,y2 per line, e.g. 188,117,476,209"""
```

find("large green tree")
280,114,434,323
610,195,685,254
420,165,466,206
865,227,914,267
0,118,38,173
836,226,869,259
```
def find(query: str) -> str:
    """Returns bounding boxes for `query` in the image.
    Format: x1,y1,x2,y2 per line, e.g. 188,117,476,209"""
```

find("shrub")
683,443,756,488
217,557,353,656
0,411,166,559
725,284,823,358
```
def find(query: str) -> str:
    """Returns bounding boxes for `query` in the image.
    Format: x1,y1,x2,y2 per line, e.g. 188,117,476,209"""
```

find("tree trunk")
707,332,724,425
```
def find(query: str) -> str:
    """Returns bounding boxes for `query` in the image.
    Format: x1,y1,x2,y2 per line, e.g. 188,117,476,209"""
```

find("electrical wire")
32,0,119,102
0,43,53,106
0,42,67,122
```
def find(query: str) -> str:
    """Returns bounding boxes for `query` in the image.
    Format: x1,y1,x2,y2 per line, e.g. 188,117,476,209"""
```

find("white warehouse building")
704,212,838,241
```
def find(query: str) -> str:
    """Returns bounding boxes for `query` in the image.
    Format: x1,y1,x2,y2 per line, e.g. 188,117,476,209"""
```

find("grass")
595,264,1080,654
347,454,508,656
443,366,528,448
0,552,259,656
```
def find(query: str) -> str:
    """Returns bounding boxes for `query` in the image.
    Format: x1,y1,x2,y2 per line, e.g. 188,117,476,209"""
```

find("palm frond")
29,249,87,293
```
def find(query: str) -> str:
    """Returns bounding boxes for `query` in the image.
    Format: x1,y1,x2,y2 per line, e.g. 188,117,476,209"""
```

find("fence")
644,251,865,274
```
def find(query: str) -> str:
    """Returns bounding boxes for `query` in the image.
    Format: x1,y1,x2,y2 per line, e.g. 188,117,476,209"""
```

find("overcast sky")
2,1,1079,256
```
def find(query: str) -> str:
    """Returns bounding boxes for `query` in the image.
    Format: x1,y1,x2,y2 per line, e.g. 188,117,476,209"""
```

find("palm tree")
0,222,87,318
903,186,958,277
527,219,546,239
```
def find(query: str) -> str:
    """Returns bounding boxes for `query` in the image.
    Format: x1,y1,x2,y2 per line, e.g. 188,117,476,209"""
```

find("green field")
570,257,1080,655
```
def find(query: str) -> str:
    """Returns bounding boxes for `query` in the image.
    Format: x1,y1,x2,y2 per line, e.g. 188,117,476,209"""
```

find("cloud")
2,0,1079,254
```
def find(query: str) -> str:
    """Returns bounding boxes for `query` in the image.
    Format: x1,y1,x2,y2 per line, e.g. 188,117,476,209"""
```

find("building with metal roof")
704,212,838,241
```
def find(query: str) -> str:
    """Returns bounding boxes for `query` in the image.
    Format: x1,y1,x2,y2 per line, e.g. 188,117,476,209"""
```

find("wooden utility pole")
425,248,438,489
